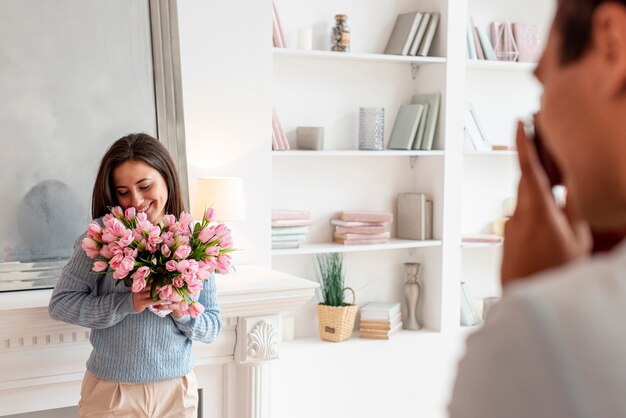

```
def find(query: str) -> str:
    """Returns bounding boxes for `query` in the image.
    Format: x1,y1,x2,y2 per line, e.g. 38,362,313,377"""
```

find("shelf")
464,150,517,156
272,239,442,256
461,242,503,249
466,60,536,72
281,328,441,352
272,150,444,157
274,48,447,66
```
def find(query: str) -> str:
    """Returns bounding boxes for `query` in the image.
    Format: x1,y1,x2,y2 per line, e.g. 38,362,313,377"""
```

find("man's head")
536,0,626,230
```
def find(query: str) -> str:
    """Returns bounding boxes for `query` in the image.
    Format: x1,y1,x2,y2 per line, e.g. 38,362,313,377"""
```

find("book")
466,20,477,60
384,12,423,56
271,219,312,227
411,93,440,150
272,0,287,48
334,231,390,240
330,218,387,227
460,282,482,326
360,312,402,331
272,226,309,235
417,12,440,56
470,17,485,60
397,193,428,240
476,26,497,60
462,234,503,243
272,241,300,249
360,302,401,321
272,106,290,150
464,102,490,150
408,13,431,56
513,22,541,62
271,234,306,242
339,211,393,223
272,209,311,220
411,103,428,150
333,237,389,245
425,200,433,240
360,321,403,339
334,225,386,234
387,104,425,150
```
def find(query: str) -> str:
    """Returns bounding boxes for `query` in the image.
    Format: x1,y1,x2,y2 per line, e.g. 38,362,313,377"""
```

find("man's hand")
500,121,591,288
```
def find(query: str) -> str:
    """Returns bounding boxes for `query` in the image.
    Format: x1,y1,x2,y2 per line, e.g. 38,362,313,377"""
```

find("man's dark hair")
557,0,626,64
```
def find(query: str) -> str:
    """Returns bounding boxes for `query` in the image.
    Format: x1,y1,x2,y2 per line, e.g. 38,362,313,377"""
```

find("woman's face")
112,160,169,224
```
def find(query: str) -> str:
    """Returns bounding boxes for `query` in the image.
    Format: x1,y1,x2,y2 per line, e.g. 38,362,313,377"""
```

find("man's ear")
593,2,626,96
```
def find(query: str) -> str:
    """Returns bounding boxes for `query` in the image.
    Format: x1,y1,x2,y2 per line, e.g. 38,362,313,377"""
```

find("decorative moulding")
236,316,280,364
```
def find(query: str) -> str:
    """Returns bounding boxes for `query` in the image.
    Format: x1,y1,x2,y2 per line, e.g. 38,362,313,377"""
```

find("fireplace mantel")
0,265,317,418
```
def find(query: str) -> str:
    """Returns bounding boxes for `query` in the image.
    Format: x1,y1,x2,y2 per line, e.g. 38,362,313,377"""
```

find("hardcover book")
470,17,485,60
384,12,422,56
339,211,393,223
408,13,431,56
360,312,402,331
272,226,309,236
466,20,477,60
411,93,440,150
417,12,440,57
334,231,390,240
397,193,431,240
411,103,429,150
272,241,300,249
388,104,425,150
330,218,386,227
334,225,386,235
272,209,311,220
333,237,388,245
360,302,402,321
512,22,541,62
360,321,403,339
476,26,497,60
271,219,312,227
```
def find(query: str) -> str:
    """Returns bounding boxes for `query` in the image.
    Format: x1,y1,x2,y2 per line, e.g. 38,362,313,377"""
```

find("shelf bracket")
409,156,417,168
410,63,419,80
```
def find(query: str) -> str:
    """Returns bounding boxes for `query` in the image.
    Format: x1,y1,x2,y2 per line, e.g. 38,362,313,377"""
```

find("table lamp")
192,177,246,222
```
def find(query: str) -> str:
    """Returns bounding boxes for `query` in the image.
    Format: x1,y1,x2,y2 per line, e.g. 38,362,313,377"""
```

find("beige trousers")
78,371,198,418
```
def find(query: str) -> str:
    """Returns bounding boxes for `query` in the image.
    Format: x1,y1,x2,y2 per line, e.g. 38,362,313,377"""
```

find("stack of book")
467,17,541,63
272,209,311,249
384,11,440,57
332,211,392,245
387,93,440,151
360,302,403,340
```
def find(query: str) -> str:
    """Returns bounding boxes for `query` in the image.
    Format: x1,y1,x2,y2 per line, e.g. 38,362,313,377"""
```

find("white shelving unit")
268,1,553,417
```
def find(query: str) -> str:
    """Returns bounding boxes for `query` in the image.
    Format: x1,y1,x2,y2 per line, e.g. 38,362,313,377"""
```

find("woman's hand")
500,121,592,289
132,287,163,313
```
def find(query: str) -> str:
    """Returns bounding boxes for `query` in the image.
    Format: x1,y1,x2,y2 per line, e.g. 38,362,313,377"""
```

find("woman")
49,133,221,417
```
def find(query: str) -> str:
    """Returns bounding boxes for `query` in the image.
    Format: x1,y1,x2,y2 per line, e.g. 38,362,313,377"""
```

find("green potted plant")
315,253,358,342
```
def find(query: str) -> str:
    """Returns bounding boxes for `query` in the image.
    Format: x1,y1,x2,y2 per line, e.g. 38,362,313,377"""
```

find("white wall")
177,0,273,268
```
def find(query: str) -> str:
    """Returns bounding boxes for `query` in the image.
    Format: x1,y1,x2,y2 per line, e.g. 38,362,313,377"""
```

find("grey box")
397,193,433,240
296,126,324,150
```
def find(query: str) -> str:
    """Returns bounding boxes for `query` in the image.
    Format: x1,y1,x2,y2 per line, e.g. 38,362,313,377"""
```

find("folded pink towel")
334,225,386,234
330,219,387,227
272,209,311,221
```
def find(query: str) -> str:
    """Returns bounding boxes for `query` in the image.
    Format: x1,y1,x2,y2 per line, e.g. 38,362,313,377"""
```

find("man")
449,0,626,417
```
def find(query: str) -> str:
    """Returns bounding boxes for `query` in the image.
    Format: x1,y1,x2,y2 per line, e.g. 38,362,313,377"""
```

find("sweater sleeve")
48,234,137,329
172,273,222,343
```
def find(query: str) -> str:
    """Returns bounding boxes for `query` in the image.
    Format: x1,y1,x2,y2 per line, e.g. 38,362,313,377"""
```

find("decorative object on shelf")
464,102,491,151
491,217,509,237
491,21,519,62
272,0,287,48
272,105,290,150
482,296,499,320
271,209,312,249
397,193,432,240
331,14,350,52
411,93,440,150
358,107,385,150
296,126,324,150
297,27,313,50
387,104,425,150
315,253,358,342
359,302,402,339
402,262,422,330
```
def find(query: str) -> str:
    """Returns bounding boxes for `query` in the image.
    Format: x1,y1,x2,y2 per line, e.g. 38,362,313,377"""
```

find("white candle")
297,27,313,50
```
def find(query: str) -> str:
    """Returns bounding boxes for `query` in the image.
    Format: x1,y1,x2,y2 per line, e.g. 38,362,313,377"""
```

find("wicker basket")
316,287,358,342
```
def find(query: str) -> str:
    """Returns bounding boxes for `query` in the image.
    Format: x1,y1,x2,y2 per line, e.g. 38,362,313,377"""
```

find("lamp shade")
192,177,246,221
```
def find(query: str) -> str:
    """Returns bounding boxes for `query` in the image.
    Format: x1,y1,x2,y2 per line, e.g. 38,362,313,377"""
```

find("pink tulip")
198,226,213,243
165,260,178,272
204,208,215,222
219,234,233,249
136,212,148,222
111,206,124,218
124,207,136,220
131,266,150,281
92,261,108,272
205,246,219,257
130,277,146,292
163,214,176,227
174,245,192,260
161,244,171,257
81,237,100,258
173,277,185,288
188,302,205,318
87,221,102,240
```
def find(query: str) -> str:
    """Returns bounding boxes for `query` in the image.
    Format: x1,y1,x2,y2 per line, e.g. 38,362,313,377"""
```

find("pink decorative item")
512,23,542,63
81,207,235,318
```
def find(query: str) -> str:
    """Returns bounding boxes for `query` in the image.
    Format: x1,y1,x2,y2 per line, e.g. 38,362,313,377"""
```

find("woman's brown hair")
91,133,186,219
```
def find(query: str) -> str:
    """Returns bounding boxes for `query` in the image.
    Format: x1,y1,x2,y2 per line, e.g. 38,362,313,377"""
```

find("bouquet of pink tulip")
81,206,234,318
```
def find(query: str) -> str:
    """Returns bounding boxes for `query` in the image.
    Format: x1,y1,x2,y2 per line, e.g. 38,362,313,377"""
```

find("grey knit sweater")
49,234,222,382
